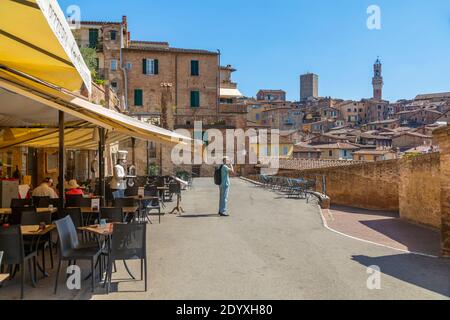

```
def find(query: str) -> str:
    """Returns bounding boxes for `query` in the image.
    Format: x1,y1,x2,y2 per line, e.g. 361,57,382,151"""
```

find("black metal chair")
105,223,147,293
61,208,98,248
65,194,83,208
0,225,37,299
61,208,85,228
20,211,54,274
32,196,51,208
79,197,92,208
48,199,61,220
113,198,139,222
144,187,161,224
53,216,102,294
155,177,165,188
21,211,52,226
10,198,33,208
125,186,138,197
113,198,136,208
100,208,124,223
9,207,36,226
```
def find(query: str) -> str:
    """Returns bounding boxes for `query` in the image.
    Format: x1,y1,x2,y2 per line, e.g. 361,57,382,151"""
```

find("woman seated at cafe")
65,179,84,196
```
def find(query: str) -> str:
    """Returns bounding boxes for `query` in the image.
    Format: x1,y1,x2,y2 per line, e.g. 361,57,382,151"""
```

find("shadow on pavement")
352,254,450,298
359,219,441,257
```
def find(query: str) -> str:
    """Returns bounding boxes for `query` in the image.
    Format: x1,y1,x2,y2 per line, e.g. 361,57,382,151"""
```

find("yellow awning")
0,127,129,150
0,0,91,92
0,68,190,146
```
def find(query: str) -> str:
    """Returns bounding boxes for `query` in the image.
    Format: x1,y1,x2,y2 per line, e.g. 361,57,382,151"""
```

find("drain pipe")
120,24,128,112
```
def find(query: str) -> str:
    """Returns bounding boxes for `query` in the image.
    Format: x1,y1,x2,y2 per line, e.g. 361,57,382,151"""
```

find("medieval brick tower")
372,57,383,100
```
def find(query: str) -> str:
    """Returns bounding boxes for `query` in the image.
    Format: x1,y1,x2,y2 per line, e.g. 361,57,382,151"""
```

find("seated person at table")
65,179,84,196
32,177,58,199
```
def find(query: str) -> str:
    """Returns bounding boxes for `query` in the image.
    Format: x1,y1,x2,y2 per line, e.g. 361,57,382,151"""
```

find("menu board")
91,198,100,212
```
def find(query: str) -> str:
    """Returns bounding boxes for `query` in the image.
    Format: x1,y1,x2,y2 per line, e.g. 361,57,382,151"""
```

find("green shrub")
147,164,159,176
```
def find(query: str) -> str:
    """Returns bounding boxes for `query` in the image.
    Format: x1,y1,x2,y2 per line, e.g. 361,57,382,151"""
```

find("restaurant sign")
35,0,92,93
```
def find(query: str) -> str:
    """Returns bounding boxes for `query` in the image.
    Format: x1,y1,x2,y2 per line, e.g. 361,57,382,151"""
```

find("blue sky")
59,0,450,102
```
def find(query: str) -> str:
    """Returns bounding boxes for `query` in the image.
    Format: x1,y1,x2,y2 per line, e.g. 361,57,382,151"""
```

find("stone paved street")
1,178,449,300
88,178,450,300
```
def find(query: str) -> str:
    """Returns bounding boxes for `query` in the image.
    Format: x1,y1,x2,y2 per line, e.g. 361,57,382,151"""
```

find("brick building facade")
72,16,248,176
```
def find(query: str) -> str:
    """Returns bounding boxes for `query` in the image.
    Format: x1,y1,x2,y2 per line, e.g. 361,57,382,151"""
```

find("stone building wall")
433,127,450,256
278,160,400,211
273,151,448,255
398,153,441,229
123,48,219,125
276,154,443,223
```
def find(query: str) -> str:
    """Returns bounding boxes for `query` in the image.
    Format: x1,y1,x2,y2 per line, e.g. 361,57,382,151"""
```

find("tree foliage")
79,47,105,85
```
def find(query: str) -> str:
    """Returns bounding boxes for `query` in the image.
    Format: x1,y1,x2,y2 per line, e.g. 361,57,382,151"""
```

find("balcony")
219,103,247,114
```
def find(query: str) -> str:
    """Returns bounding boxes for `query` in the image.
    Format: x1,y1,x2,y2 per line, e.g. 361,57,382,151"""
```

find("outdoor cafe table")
78,207,139,215
74,207,139,225
124,196,158,223
21,224,56,237
0,207,58,215
157,187,170,202
0,207,58,224
0,273,8,284
21,224,56,278
79,223,137,281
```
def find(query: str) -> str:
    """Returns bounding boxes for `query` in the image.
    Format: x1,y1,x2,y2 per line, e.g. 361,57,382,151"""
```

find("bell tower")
372,57,383,100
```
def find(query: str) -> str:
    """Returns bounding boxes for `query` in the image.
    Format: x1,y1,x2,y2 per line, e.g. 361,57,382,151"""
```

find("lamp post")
160,82,173,175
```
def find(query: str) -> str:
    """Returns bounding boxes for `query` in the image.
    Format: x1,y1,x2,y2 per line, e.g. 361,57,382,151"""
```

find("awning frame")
0,66,190,146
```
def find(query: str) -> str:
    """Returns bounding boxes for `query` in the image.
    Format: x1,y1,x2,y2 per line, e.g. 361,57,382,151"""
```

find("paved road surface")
90,178,450,300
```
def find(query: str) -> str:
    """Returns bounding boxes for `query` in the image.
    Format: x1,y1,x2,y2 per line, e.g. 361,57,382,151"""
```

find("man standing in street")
219,157,234,217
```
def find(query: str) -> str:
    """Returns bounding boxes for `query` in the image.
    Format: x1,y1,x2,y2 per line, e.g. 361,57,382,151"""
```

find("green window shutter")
196,91,200,107
190,91,195,107
154,59,159,75
191,60,199,76
89,29,98,48
134,89,143,106
190,91,200,108
142,59,147,74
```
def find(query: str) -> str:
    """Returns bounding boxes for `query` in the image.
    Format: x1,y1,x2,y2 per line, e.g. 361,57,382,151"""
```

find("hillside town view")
0,0,449,307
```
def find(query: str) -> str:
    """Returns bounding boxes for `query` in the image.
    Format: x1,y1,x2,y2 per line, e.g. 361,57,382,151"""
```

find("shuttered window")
190,91,200,108
134,89,143,106
142,59,159,75
88,29,99,48
110,59,118,71
191,60,199,76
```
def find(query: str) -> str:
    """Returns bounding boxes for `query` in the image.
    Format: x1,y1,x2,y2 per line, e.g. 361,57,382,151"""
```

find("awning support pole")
146,141,150,175
98,128,106,206
131,137,136,165
58,111,65,212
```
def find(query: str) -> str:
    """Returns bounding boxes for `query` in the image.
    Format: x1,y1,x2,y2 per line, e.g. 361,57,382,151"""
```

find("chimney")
122,15,127,26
